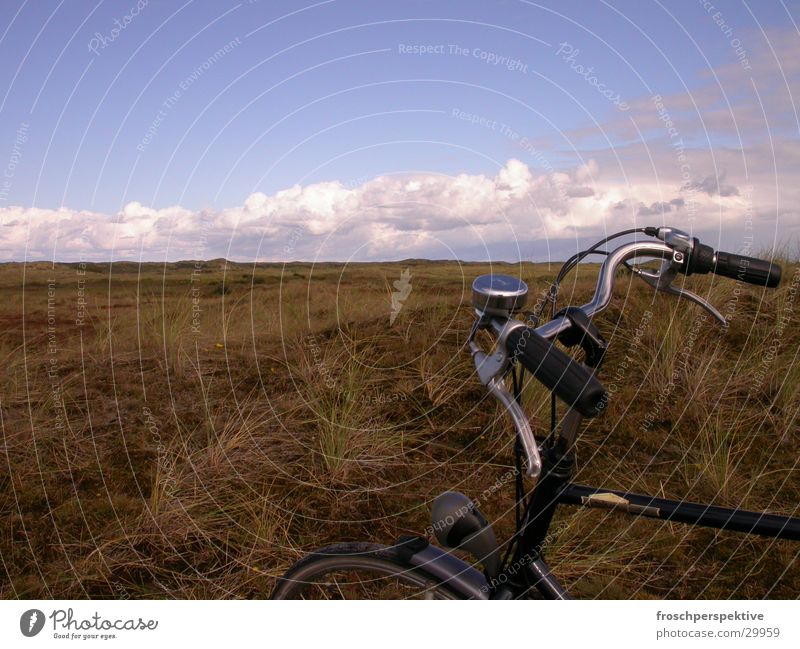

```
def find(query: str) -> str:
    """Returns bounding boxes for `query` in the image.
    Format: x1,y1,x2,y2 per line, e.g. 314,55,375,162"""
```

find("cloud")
554,26,800,149
682,172,739,197
2,154,783,262
0,159,610,261
637,199,685,216
566,186,595,198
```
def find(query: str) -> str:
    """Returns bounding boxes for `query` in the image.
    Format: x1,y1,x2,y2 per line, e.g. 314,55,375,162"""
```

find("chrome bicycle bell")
472,274,528,316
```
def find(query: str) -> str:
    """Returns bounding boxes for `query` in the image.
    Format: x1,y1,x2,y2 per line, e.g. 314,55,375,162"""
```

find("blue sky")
0,0,798,261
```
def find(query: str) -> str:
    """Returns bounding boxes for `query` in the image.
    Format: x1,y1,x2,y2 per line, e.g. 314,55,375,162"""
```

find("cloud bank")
3,151,790,262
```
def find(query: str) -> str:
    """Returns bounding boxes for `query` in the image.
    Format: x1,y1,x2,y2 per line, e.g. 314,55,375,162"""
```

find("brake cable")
496,363,526,577
511,366,525,530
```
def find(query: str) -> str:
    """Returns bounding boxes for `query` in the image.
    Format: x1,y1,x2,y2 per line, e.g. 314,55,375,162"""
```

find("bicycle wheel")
271,542,467,600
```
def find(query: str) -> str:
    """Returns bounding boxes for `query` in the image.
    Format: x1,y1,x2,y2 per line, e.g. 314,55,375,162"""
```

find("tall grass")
141,296,193,378
0,259,798,598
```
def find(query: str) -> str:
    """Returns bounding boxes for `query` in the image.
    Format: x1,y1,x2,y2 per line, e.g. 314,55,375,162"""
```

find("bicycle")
271,226,797,599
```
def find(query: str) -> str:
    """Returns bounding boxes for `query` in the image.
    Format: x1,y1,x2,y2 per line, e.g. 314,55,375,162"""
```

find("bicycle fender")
396,536,489,600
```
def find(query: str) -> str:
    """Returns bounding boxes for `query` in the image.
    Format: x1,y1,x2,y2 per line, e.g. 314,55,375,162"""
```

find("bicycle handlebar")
474,231,783,481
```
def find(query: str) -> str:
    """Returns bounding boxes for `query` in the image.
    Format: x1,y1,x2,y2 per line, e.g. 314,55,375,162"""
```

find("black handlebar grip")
688,241,782,288
505,326,607,418
712,251,781,288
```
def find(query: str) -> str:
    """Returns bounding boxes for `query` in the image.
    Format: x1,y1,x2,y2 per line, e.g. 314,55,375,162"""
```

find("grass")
0,257,798,599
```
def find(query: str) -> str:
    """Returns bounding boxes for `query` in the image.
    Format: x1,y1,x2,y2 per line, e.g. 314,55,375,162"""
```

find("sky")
0,0,798,262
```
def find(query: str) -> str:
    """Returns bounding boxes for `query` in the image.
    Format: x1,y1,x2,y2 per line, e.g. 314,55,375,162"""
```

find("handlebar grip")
713,251,782,288
505,327,607,418
690,243,782,287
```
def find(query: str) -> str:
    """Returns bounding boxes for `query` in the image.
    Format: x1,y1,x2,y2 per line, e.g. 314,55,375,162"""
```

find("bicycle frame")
502,431,800,600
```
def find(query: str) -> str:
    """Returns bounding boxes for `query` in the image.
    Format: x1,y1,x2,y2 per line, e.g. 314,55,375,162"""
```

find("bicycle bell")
472,274,528,316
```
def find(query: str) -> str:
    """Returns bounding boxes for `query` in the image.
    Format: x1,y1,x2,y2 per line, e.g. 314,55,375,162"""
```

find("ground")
0,257,798,598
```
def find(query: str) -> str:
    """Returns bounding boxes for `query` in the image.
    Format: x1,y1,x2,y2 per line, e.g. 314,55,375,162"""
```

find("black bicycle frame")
505,437,800,600
559,484,800,540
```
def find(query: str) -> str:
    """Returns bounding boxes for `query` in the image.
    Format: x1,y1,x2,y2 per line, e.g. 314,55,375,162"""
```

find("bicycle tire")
271,542,468,600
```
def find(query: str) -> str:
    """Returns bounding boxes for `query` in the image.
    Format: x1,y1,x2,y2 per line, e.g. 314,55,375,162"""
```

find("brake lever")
632,262,728,326
468,338,542,481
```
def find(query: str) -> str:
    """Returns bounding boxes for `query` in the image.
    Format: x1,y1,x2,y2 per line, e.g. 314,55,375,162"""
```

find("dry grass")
0,257,798,599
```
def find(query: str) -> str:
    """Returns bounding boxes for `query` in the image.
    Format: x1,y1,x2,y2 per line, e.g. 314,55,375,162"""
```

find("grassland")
0,256,798,598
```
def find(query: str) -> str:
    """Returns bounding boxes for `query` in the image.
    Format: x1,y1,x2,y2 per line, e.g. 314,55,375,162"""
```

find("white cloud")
4,152,789,262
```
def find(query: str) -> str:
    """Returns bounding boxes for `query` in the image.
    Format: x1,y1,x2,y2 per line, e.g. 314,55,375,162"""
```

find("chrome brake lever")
632,262,728,326
662,283,727,326
468,339,542,481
